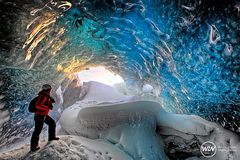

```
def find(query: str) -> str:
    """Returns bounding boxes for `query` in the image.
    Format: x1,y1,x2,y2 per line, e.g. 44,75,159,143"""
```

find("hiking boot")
31,146,40,152
49,137,59,141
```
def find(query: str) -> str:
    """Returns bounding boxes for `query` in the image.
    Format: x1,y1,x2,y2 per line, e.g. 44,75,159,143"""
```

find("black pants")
30,115,56,149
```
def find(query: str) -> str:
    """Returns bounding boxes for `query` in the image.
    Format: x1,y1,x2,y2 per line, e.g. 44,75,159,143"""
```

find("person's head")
42,84,52,93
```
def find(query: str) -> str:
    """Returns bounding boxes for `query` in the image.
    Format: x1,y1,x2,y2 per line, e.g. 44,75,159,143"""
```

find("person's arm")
36,95,49,110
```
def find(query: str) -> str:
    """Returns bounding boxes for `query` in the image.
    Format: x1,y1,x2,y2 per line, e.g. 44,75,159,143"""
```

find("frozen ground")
0,81,239,160
0,135,132,160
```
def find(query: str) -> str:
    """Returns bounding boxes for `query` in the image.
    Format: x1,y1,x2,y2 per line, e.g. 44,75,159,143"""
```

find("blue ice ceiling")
60,0,239,110
0,0,239,147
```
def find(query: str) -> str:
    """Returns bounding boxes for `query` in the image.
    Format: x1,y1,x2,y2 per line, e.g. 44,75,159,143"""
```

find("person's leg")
44,115,58,141
30,115,44,150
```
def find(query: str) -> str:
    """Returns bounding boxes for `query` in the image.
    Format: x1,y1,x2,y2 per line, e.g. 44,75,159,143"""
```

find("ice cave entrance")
76,66,124,86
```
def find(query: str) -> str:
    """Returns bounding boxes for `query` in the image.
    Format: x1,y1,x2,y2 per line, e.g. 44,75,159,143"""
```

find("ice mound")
81,81,127,102
58,81,240,160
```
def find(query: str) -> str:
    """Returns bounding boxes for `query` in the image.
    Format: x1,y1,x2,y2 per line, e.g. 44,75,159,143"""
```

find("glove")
50,97,55,103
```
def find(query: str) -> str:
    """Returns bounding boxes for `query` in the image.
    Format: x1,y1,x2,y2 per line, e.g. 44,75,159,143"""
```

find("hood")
38,90,50,96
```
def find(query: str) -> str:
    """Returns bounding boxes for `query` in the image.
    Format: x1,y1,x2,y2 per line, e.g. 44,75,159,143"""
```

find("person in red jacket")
30,84,59,151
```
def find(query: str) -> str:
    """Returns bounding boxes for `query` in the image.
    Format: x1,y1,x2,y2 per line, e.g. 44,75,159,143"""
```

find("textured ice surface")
0,81,9,128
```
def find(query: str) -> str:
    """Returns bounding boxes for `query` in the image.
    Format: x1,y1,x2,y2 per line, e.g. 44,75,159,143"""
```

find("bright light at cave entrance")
77,66,124,86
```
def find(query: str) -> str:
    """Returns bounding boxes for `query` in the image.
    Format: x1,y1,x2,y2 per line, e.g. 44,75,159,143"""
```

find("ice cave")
0,0,239,159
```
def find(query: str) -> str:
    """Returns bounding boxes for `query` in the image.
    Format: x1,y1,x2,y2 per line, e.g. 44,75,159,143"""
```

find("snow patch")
142,84,153,93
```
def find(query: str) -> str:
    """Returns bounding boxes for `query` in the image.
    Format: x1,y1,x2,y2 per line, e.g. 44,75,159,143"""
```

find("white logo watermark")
200,141,217,158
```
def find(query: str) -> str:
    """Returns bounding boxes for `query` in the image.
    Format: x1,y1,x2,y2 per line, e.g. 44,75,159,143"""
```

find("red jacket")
35,90,52,115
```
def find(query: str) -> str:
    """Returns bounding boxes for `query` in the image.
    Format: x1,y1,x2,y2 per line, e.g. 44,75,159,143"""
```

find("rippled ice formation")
0,0,239,147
